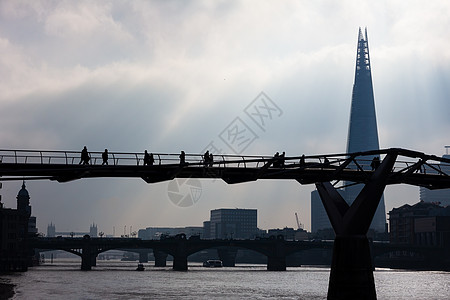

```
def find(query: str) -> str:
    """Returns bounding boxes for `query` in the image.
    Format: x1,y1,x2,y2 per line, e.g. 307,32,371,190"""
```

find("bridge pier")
217,247,238,267
267,239,286,271
81,236,92,270
153,250,168,267
316,151,397,299
173,254,188,271
172,234,188,271
328,235,375,299
139,250,149,263
81,252,94,270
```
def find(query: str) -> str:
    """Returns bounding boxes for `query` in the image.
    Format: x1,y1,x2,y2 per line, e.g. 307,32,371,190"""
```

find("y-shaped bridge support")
316,151,397,300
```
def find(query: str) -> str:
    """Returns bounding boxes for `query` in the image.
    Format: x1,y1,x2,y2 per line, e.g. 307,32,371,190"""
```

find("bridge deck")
1,148,449,189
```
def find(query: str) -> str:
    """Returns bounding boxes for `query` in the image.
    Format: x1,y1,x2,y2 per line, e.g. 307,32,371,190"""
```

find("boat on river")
203,260,223,267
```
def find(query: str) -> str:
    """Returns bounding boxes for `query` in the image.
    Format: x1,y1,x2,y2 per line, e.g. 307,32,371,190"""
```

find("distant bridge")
31,235,334,271
31,235,447,271
0,148,449,189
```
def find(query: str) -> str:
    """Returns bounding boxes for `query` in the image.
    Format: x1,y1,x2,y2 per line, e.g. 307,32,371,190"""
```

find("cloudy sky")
1,1,449,235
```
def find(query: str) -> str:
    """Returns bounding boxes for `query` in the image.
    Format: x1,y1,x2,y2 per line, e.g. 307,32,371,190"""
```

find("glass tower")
345,28,386,233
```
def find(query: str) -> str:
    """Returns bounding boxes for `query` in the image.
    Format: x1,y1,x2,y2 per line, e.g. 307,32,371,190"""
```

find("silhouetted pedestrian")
273,152,280,168
203,151,210,167
279,152,285,168
180,151,186,165
79,146,90,165
300,154,305,168
209,153,214,167
144,150,154,166
102,149,108,165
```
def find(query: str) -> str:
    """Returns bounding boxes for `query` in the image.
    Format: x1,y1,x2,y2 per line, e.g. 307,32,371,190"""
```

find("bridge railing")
0,149,449,177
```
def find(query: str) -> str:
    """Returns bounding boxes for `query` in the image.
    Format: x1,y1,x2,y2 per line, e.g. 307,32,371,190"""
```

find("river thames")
2,259,449,299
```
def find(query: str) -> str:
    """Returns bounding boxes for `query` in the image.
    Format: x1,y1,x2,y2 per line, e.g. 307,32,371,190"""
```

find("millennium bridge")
2,147,450,299
0,148,449,189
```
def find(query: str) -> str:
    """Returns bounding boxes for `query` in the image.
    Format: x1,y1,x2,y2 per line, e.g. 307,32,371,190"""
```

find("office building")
208,208,257,239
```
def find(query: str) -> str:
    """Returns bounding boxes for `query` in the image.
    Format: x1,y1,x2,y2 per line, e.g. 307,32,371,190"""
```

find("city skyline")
0,1,449,234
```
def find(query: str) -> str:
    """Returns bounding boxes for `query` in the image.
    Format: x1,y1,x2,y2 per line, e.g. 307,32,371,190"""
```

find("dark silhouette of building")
202,221,211,239
47,222,99,237
0,182,36,272
207,208,258,239
345,27,386,233
138,226,203,239
267,227,308,241
311,27,386,234
389,201,450,246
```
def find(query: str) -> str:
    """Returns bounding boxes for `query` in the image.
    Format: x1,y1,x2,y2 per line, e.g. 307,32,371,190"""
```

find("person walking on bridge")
143,150,154,166
180,151,186,165
102,149,108,165
79,146,90,165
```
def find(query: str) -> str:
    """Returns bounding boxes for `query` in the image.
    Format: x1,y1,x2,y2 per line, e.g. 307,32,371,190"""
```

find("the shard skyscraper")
345,27,386,233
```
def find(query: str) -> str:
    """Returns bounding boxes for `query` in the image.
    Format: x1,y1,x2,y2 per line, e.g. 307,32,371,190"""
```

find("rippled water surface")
3,259,450,299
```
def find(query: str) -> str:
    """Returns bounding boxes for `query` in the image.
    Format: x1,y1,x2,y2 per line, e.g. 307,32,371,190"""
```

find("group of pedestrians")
273,151,286,168
78,146,155,166
203,151,214,167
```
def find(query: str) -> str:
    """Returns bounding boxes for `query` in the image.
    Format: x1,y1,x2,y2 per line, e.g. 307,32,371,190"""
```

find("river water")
2,259,449,299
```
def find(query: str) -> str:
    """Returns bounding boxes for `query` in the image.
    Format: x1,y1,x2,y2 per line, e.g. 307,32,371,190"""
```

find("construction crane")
295,212,303,230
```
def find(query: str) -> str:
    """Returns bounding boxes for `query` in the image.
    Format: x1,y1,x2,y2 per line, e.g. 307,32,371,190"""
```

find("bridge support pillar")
81,252,93,271
316,151,397,300
267,238,286,271
154,250,168,267
217,247,238,267
173,255,188,271
172,236,188,271
267,255,286,271
139,250,149,263
80,235,96,271
328,235,375,299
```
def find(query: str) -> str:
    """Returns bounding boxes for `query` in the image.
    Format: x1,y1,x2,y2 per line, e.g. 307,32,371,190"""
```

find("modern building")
0,182,36,271
208,208,258,239
202,221,211,239
311,27,386,233
419,147,450,207
344,27,386,233
311,189,335,233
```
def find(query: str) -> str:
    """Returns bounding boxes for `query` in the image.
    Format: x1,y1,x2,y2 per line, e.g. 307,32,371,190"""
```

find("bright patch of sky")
0,0,449,234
